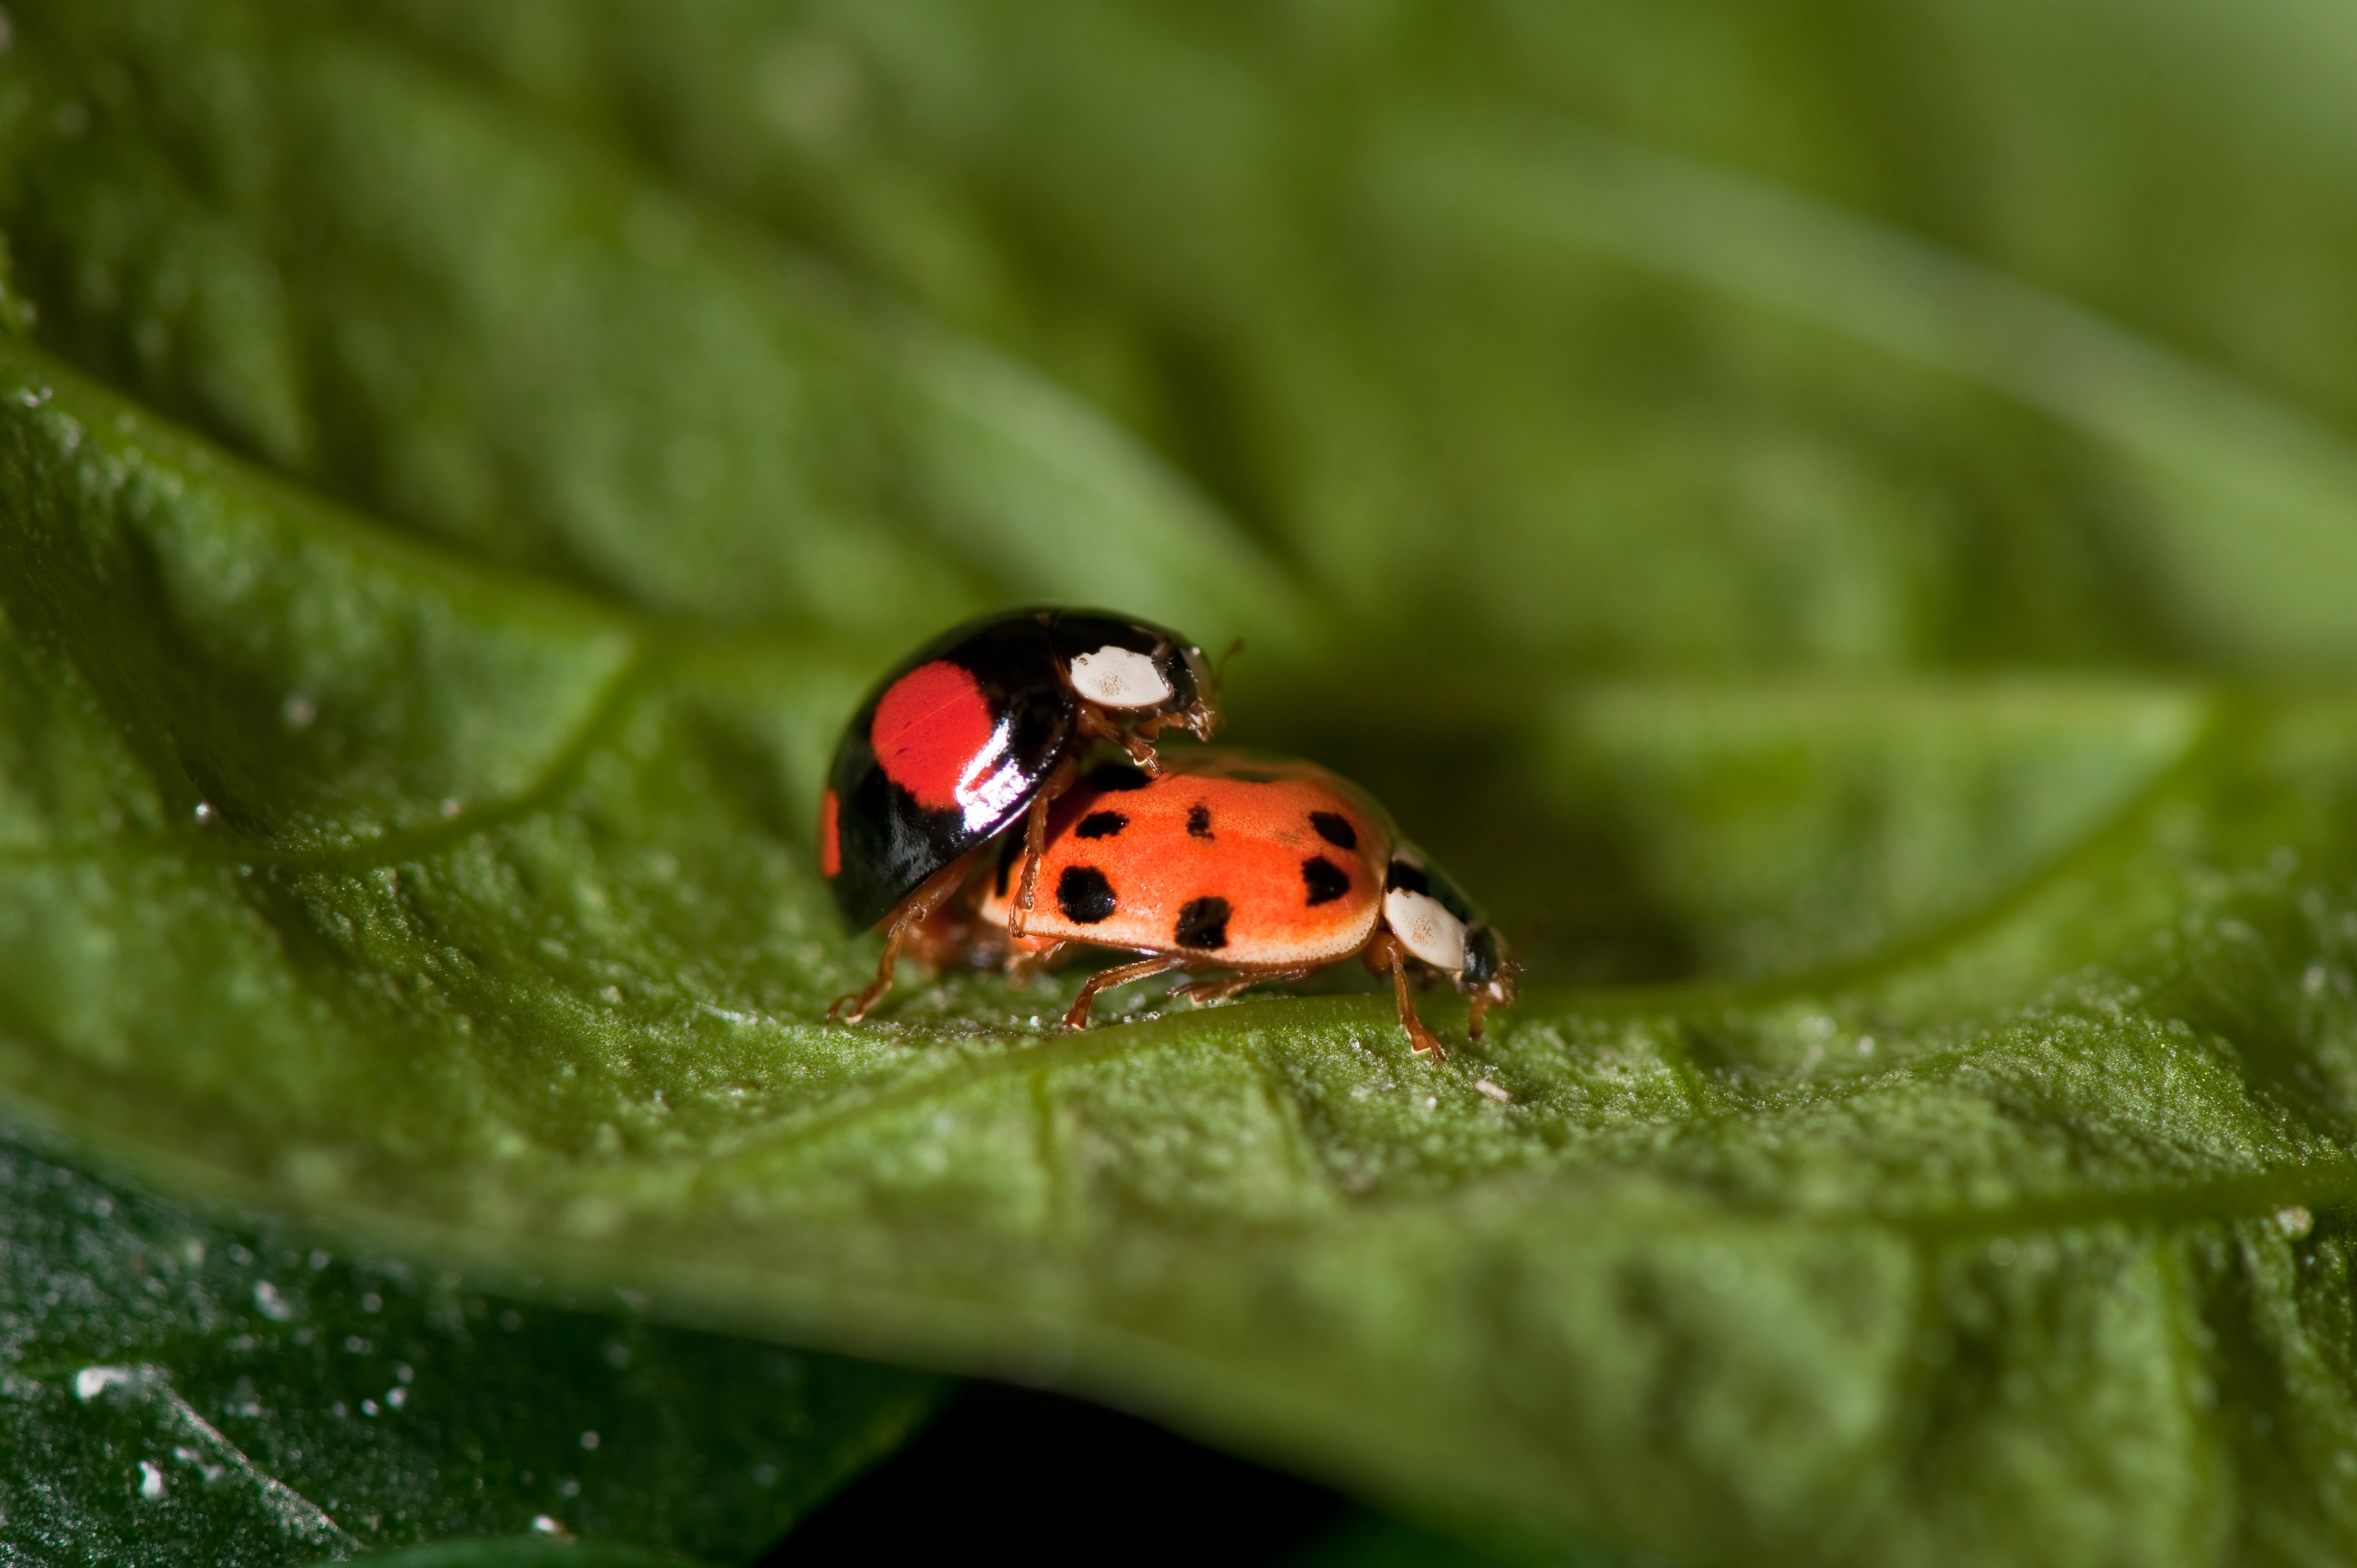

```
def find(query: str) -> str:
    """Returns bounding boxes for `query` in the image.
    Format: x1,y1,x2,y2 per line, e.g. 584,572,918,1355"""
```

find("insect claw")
1121,729,1163,777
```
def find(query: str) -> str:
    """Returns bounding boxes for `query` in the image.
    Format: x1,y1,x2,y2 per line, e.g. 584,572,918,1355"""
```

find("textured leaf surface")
8,4,2357,1568
334,0,2357,677
7,327,2357,1567
0,1123,941,1564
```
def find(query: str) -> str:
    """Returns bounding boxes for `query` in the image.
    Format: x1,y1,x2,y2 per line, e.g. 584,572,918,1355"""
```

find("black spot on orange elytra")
1058,865,1116,924
1186,802,1213,839
1174,896,1230,950
1309,811,1356,850
1075,810,1128,839
1302,857,1350,906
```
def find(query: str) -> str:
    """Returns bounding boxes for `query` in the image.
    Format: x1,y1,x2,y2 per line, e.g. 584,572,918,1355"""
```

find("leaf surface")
6,333,2357,1566
0,1123,943,1565
8,6,2357,1568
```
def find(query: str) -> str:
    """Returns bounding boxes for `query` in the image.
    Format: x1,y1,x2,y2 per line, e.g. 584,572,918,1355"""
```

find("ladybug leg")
828,848,987,1024
1465,960,1522,1041
1005,941,1072,988
1368,932,1446,1060
1114,729,1161,775
1173,967,1313,1008
1061,955,1195,1031
1074,705,1164,778
1010,756,1079,936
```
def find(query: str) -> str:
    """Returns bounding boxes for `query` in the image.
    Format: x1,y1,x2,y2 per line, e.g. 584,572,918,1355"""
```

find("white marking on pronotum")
1386,887,1468,971
74,1363,358,1548
1068,645,1171,708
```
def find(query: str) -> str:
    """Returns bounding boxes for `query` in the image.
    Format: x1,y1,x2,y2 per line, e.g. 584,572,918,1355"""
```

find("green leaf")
12,4,2357,1568
337,0,2357,678
0,0,1309,664
7,324,2357,1566
0,1121,944,1564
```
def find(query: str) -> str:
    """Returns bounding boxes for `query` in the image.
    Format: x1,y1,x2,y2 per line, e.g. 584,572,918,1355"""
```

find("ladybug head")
1461,925,1519,1011
1048,611,1220,741
1383,845,1514,998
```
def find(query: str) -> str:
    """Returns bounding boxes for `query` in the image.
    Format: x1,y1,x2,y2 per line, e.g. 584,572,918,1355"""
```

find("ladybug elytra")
949,751,1517,1057
821,607,1219,1021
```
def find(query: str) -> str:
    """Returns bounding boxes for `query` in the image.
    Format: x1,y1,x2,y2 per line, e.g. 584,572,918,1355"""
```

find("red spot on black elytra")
1186,802,1213,839
1058,865,1117,924
1075,811,1128,839
870,660,997,811
1309,811,1356,850
1174,896,1230,950
1301,856,1350,906
818,788,841,879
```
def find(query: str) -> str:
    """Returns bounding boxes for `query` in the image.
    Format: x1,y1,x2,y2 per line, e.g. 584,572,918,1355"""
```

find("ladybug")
821,608,1219,1021
954,750,1517,1058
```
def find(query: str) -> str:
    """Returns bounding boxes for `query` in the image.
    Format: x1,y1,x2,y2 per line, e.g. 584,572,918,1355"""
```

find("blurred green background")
9,2,2357,1565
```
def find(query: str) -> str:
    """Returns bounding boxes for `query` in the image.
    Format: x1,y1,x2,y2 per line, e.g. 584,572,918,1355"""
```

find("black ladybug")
820,608,1219,1021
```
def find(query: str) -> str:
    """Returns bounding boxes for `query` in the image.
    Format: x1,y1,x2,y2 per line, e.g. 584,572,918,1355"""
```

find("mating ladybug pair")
817,608,1517,1058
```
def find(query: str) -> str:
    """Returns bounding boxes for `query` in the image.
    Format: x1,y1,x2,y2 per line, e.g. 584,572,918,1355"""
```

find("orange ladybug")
930,751,1517,1058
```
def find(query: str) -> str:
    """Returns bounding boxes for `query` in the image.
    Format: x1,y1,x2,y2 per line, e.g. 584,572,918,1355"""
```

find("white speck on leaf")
70,1364,355,1545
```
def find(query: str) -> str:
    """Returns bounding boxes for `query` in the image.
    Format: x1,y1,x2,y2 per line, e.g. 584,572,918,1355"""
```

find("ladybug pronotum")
820,607,1219,1021
940,751,1518,1058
